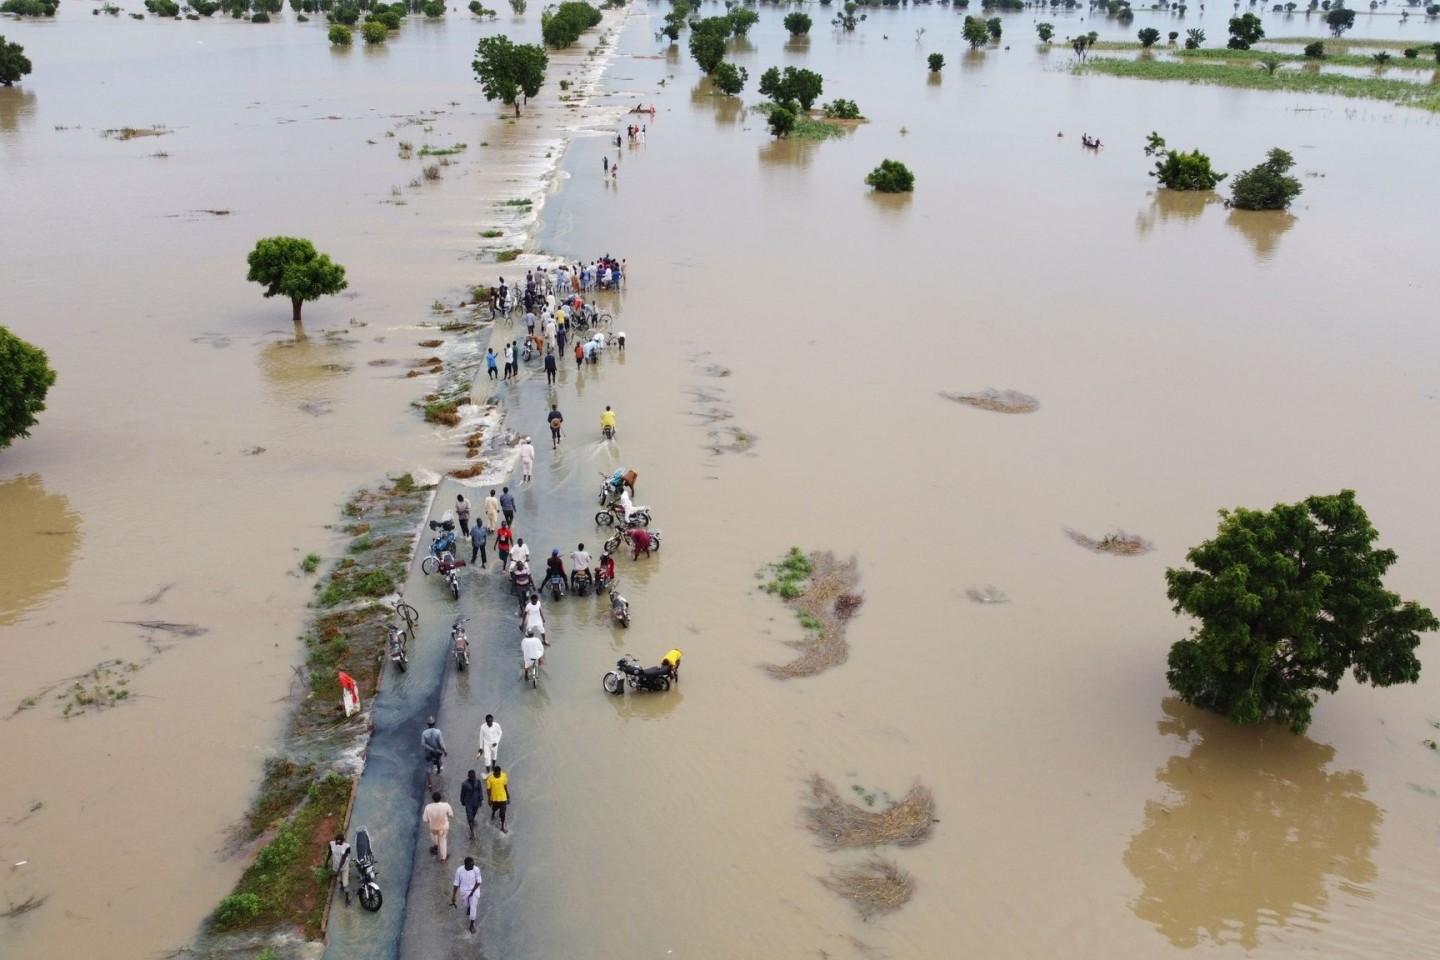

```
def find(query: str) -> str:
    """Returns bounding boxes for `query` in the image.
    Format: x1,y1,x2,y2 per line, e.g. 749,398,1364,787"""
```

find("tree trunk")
291,298,303,325
514,101,521,118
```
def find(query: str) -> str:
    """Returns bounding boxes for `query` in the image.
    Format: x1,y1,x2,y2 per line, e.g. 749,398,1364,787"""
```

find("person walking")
485,765,510,834
517,436,535,483
484,489,502,531
556,325,567,355
477,714,502,775
454,494,471,540
502,342,514,381
327,833,352,907
422,790,455,863
421,716,448,774
495,523,513,571
485,348,498,380
603,155,609,172
547,406,564,449
460,770,485,841
499,487,516,527
522,593,547,646
574,341,584,372
470,516,488,567
543,349,557,385
451,857,484,934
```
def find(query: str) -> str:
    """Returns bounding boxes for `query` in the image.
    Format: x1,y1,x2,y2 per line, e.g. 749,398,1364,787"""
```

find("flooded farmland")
3,4,1440,959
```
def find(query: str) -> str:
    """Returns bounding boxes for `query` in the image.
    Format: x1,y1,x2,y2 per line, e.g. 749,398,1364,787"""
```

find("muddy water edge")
3,5,1440,960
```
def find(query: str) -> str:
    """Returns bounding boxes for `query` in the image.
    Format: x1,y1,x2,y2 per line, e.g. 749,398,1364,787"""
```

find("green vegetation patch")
1178,47,1437,71
418,142,468,156
242,758,318,841
758,549,864,679
1079,56,1440,113
211,772,353,937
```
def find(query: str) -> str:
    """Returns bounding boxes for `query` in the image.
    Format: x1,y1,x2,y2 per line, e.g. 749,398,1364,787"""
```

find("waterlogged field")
4,3,1440,960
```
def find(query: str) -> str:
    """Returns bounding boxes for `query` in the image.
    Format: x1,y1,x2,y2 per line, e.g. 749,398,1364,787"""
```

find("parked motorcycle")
594,501,652,528
608,584,630,628
570,569,594,597
422,519,457,568
387,622,408,673
451,617,471,671
602,654,672,694
593,555,615,592
354,826,383,912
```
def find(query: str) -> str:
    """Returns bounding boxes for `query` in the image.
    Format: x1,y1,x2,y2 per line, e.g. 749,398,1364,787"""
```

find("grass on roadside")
1177,46,1439,71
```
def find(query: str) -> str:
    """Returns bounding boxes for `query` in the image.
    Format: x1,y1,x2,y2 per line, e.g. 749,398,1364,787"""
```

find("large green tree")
1165,491,1436,734
1144,131,1226,191
688,29,726,75
472,35,548,116
1325,7,1355,37
245,237,348,324
758,65,823,110
962,16,990,50
783,11,811,35
0,326,56,450
1,35,33,86
1227,12,1264,50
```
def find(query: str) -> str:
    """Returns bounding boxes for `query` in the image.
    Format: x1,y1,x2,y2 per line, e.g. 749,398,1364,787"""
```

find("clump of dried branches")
821,858,915,919
761,551,862,679
804,775,936,849
940,388,1039,414
1064,528,1153,556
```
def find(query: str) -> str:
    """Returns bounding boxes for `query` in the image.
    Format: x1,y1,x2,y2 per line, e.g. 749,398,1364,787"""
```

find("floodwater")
4,4,1440,959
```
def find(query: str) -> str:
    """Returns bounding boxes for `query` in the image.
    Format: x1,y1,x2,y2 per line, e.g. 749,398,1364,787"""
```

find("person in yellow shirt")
485,765,510,834
663,648,682,682
600,405,617,438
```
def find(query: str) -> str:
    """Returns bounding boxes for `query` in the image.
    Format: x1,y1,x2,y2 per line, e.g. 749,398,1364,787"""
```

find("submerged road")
324,344,630,960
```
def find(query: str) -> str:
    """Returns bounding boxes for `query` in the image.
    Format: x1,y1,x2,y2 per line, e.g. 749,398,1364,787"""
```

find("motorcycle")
387,622,408,673
608,583,630,628
597,469,637,505
602,654,672,694
545,571,567,602
593,555,615,592
354,826,383,912
594,501,651,528
451,617,471,671
602,423,615,440
604,527,661,557
570,568,594,597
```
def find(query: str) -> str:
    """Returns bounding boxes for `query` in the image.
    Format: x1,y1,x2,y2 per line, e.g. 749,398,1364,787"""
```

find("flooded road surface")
5,5,1440,960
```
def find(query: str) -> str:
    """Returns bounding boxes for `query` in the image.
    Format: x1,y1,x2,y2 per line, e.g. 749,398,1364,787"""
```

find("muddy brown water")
4,6,1440,959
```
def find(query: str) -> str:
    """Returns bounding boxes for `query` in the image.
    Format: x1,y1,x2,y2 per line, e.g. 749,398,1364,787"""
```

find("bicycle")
393,590,419,639
597,312,613,328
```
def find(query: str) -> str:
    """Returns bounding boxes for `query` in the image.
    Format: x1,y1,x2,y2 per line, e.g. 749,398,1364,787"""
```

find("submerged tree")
472,34,548,116
1138,27,1161,47
1036,22,1055,42
783,11,811,35
1144,131,1226,191
1165,491,1436,734
712,60,747,96
767,103,798,137
1227,12,1265,49
727,6,758,36
759,65,824,110
1185,27,1206,49
927,52,945,72
245,237,349,325
0,326,57,450
963,15,990,49
833,2,865,31
1325,6,1355,35
865,159,915,193
1229,147,1303,210
0,35,31,86
688,28,726,74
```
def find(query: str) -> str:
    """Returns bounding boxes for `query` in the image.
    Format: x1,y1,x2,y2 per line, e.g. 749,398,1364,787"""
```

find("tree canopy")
1229,147,1303,210
712,61,747,96
540,1,601,49
865,159,915,193
0,326,57,450
472,35,548,116
1165,491,1436,734
726,6,758,36
758,65,823,110
1227,12,1264,50
783,11,811,36
963,16,990,49
245,237,349,324
688,28,725,75
1325,7,1355,37
0,35,31,86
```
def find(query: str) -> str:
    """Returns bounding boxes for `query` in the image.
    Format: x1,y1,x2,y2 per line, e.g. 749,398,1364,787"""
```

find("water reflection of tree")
258,330,353,407
1123,699,1379,949
758,137,817,169
1134,189,1217,236
0,87,37,133
784,35,811,54
1227,208,1297,262
0,474,81,626
961,50,987,72
689,79,743,126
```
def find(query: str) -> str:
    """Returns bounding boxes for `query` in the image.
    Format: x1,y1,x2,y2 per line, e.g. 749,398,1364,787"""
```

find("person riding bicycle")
543,549,566,589
599,406,617,437
421,717,448,774
521,628,546,683
570,543,593,590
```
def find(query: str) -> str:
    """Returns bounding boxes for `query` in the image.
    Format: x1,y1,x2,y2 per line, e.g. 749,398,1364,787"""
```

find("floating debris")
761,551,860,679
0,894,48,918
965,586,1009,604
804,775,936,849
940,388,1039,414
112,620,208,637
1064,528,1153,556
821,857,916,918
